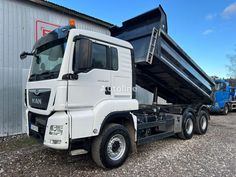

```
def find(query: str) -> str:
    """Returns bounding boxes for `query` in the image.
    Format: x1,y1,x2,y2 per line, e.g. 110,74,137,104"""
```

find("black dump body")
111,5,215,104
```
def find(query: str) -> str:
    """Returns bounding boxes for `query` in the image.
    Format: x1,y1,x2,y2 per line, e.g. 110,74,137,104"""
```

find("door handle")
105,87,111,95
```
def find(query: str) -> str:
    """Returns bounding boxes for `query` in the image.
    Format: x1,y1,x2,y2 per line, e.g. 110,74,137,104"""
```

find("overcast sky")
50,0,236,78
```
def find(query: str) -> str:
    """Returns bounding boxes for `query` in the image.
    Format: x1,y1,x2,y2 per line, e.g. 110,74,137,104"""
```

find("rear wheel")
223,104,229,115
91,124,130,169
195,110,209,135
177,111,194,140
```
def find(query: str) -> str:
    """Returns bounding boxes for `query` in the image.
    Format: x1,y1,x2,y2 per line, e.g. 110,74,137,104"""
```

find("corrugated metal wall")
0,0,110,136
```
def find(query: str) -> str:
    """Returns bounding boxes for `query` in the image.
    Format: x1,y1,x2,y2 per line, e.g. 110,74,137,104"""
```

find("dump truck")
210,79,236,114
20,6,215,168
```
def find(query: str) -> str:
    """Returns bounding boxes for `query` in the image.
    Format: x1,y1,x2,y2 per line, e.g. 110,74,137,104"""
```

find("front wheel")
91,124,131,169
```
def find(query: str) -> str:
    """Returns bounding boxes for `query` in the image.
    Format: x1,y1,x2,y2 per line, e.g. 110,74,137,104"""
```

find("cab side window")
91,43,107,69
111,47,118,70
73,37,119,72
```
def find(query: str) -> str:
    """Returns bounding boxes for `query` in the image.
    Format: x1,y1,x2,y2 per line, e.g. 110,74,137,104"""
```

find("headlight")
49,125,63,135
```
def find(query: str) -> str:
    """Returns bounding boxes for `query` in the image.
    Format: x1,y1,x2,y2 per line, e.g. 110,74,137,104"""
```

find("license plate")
31,124,39,132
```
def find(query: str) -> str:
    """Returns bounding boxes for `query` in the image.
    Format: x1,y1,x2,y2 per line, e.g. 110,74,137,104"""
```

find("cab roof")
70,29,133,49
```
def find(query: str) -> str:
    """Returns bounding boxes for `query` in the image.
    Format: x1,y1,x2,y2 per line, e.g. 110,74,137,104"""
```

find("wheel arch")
99,111,137,153
182,107,196,119
185,105,210,120
182,106,200,128
198,105,210,116
100,112,133,128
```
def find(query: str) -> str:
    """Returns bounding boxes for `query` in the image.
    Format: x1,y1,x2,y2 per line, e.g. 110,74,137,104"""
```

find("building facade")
0,0,112,136
0,0,166,137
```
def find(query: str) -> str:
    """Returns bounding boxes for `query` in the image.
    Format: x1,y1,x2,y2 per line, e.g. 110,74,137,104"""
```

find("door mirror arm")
20,51,33,60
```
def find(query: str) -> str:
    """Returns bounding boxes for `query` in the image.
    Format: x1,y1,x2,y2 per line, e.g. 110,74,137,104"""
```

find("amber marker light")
69,19,76,28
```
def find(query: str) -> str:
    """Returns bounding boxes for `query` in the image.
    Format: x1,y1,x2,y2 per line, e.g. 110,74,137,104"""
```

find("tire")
229,104,233,112
177,111,194,140
223,104,229,115
194,110,209,135
91,123,131,169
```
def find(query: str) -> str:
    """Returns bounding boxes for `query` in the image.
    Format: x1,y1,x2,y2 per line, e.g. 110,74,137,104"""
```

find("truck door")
67,39,111,109
216,82,229,109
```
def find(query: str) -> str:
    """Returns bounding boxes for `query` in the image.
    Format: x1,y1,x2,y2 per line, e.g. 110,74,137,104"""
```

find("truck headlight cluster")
49,125,63,135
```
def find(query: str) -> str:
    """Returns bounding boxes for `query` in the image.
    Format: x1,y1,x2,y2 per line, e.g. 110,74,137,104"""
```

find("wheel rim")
200,116,207,130
107,134,126,161
185,118,193,135
225,106,228,114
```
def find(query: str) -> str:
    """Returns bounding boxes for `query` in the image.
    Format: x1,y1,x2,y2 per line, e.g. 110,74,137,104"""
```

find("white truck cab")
21,22,140,168
24,24,139,146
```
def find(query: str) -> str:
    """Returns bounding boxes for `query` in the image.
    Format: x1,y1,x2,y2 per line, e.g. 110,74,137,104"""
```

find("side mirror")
223,84,227,91
73,38,92,73
20,51,28,60
20,51,33,60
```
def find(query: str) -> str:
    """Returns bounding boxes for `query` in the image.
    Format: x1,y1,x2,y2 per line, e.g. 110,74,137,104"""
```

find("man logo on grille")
32,98,42,105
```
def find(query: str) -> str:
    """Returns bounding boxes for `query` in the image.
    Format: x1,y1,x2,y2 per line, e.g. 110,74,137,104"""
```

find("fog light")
50,140,62,144
49,125,63,135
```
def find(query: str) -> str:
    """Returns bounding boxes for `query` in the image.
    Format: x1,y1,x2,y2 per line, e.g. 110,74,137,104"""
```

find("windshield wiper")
29,71,59,81
29,74,39,81
38,71,59,79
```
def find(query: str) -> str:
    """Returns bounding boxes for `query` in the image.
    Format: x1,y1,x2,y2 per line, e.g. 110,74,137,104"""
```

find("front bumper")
27,110,69,150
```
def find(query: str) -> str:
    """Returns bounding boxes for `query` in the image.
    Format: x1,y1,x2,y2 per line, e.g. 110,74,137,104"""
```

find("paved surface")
0,113,235,177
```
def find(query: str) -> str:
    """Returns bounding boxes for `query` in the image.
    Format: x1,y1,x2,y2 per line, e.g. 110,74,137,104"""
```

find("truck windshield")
29,39,66,81
215,82,225,91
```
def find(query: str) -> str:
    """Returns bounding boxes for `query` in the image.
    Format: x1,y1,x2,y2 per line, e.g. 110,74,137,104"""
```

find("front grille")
28,112,49,141
28,89,51,110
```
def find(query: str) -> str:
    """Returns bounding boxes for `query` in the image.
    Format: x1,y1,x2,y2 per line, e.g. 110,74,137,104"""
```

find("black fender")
100,111,135,133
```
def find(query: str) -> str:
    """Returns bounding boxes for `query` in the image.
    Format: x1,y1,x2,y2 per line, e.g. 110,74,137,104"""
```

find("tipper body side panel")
111,5,214,104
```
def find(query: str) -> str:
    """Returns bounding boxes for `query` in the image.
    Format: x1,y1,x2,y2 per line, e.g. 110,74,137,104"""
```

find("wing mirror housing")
20,51,33,60
73,37,92,73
